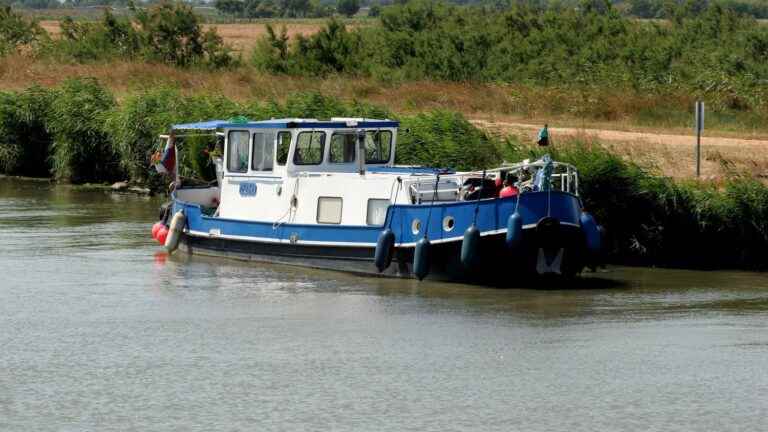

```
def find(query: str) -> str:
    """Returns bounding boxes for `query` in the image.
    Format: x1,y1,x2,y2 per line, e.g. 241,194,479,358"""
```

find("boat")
150,117,605,284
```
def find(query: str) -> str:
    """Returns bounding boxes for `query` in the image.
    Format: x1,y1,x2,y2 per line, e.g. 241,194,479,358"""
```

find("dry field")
38,19,339,53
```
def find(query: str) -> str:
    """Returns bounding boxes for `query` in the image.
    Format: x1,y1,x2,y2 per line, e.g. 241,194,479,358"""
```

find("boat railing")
408,177,462,203
461,159,579,196
402,158,579,201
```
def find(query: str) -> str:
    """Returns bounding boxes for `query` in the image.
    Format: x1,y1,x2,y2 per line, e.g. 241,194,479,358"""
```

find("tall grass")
47,78,120,183
0,86,53,177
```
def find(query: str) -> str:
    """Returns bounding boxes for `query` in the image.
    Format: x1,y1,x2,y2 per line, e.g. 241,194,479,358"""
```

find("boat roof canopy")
172,118,399,131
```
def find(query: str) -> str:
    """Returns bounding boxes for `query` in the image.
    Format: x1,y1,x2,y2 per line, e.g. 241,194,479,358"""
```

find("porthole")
411,219,422,235
442,216,455,232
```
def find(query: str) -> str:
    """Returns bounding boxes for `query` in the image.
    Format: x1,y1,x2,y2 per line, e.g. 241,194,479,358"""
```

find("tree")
214,0,245,19
245,0,278,18
337,0,360,17
279,0,311,17
0,6,46,54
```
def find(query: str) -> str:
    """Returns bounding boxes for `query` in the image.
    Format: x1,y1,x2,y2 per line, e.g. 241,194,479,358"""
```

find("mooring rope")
273,176,300,230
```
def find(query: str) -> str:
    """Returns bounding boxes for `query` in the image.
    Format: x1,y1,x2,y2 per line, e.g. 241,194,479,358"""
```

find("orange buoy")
156,226,169,245
151,222,163,240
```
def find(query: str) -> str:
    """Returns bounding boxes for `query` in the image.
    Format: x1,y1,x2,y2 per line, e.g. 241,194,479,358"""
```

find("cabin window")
294,131,325,165
251,132,274,171
329,133,356,164
276,131,291,166
365,130,392,164
366,199,390,226
227,130,250,173
317,197,343,224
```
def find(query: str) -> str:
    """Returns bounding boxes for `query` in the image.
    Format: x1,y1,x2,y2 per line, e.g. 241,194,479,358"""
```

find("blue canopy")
172,120,230,130
172,119,399,131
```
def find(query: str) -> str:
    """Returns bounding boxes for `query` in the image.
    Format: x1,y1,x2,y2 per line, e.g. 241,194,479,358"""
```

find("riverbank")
0,175,153,195
3,80,768,271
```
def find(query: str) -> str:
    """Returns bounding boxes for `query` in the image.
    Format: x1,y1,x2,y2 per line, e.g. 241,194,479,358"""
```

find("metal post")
696,128,701,178
695,101,704,178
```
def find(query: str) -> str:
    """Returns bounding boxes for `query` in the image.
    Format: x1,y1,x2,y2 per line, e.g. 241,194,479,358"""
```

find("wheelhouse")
184,118,401,178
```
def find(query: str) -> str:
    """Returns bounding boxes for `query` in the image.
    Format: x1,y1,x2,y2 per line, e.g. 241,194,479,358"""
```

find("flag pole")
170,130,180,188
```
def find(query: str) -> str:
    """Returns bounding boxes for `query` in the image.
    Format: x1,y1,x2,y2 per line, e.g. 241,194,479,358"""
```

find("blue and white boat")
154,117,605,284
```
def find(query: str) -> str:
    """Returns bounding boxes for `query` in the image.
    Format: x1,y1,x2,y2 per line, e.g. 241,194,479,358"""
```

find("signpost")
695,101,704,177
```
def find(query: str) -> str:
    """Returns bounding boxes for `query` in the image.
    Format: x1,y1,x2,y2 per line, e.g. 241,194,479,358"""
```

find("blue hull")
171,191,592,283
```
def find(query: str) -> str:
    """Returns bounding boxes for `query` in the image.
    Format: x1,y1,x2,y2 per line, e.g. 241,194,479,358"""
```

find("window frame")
226,129,251,174
316,196,343,225
293,131,326,166
366,198,390,226
251,131,275,172
364,130,393,165
328,132,358,164
275,131,292,166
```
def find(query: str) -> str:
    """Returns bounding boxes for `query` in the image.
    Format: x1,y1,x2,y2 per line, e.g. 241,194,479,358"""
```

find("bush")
245,91,392,119
133,1,236,68
0,5,46,55
255,19,360,75
337,0,360,17
45,2,235,68
51,12,140,63
0,86,54,177
396,110,502,171
47,78,120,183
105,87,186,184
106,87,242,185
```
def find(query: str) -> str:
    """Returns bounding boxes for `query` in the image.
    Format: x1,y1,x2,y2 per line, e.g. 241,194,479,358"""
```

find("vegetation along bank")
1,1,768,271
1,80,768,272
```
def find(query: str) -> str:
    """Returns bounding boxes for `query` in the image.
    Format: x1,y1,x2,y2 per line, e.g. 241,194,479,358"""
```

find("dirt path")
472,120,768,179
472,120,768,148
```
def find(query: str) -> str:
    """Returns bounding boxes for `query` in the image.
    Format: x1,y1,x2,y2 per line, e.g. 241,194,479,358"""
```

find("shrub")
106,87,242,185
253,19,360,75
51,12,140,63
0,86,54,177
47,78,120,183
105,87,186,183
46,2,235,68
337,0,360,17
244,91,392,119
396,110,502,171
132,1,236,68
0,5,46,55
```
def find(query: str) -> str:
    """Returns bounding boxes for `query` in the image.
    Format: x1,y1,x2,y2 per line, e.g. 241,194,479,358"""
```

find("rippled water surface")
1,178,767,431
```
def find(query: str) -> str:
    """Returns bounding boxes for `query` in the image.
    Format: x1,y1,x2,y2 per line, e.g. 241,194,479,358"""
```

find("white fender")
164,210,186,253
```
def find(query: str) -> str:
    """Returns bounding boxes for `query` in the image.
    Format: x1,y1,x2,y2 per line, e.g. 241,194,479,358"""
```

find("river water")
1,178,767,431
